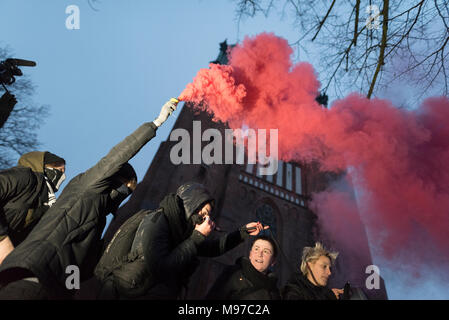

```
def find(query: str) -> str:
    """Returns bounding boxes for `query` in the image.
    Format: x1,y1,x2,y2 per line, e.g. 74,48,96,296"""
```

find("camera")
191,214,206,226
0,58,36,127
0,58,36,89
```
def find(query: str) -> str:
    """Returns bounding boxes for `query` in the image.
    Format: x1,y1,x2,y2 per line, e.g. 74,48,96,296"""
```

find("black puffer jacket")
206,257,280,300
0,151,51,245
126,183,249,299
282,272,337,300
0,122,158,294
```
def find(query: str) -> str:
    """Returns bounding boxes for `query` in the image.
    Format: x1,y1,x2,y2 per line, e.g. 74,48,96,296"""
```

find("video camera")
0,58,36,89
0,58,35,127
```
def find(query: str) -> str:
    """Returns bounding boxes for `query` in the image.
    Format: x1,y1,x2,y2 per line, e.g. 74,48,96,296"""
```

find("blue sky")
1,0,447,299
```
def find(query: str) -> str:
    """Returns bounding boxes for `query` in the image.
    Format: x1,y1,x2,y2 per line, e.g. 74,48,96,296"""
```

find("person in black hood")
101,182,268,300
206,235,280,300
0,151,66,265
0,98,178,299
282,242,343,300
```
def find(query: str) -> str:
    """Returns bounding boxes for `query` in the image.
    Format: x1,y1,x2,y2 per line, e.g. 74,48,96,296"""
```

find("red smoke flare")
180,33,449,273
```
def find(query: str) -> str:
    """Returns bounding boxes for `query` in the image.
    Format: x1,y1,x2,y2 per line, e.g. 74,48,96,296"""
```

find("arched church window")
255,203,277,237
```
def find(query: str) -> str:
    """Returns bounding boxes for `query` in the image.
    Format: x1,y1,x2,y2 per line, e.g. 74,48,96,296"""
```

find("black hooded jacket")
0,122,158,294
126,183,249,299
206,257,280,300
0,151,53,245
282,272,337,300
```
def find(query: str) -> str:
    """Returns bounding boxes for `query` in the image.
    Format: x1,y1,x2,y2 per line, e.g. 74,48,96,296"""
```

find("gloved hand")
153,98,178,127
0,92,17,128
0,92,17,108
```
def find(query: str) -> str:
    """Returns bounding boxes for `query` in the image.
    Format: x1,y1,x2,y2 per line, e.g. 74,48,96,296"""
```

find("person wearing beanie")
206,235,280,300
0,99,177,299
0,151,66,265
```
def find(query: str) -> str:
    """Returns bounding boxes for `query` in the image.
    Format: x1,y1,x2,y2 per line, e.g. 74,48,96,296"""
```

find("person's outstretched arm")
197,222,268,257
83,99,178,187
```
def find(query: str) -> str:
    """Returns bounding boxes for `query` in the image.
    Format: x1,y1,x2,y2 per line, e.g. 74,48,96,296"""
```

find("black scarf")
159,194,190,246
227,257,279,300
290,271,336,300
240,257,278,291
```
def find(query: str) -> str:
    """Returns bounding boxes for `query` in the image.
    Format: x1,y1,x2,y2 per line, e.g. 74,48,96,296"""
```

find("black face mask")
44,167,66,192
108,183,132,214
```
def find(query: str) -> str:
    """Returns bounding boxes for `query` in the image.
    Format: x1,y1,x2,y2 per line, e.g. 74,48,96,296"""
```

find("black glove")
0,92,17,128
0,91,17,107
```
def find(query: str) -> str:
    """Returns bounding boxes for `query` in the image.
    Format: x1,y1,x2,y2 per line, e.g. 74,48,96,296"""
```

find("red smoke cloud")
179,63,246,122
180,33,449,271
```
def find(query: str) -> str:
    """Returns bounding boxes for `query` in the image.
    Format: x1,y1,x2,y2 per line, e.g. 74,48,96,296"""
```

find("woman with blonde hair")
282,242,343,300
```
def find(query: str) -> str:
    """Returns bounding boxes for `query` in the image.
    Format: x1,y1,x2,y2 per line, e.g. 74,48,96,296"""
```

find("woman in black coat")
206,236,280,300
282,271,337,300
282,242,342,300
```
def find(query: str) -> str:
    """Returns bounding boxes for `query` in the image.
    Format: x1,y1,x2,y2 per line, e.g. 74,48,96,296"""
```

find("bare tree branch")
311,0,336,41
234,0,449,100
354,0,361,46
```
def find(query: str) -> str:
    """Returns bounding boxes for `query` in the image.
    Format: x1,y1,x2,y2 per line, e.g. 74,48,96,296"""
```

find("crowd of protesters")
0,98,346,300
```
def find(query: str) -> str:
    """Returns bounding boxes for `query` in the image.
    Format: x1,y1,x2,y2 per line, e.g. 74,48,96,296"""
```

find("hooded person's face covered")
43,152,66,192
44,165,66,192
189,202,213,226
174,182,215,238
107,183,133,214
107,163,137,214
176,183,214,222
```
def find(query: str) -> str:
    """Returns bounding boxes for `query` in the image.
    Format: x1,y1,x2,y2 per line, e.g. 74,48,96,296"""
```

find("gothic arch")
251,197,283,247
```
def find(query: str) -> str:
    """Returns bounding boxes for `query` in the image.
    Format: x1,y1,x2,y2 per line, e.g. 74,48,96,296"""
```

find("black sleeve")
82,122,158,188
145,215,206,276
0,168,35,239
80,238,105,281
0,168,32,203
282,283,305,300
0,212,8,240
197,227,249,258
271,288,282,300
